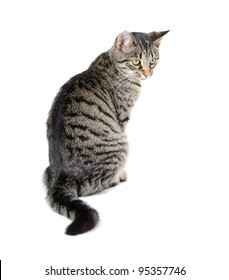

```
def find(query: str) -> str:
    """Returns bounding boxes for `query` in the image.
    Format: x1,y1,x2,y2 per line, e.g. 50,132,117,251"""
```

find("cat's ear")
148,30,169,47
115,31,136,54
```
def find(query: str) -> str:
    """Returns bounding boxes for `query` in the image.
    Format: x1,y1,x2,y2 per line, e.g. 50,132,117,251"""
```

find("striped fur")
44,30,169,235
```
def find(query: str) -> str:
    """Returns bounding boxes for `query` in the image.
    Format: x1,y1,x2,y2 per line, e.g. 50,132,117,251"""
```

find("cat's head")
111,30,169,80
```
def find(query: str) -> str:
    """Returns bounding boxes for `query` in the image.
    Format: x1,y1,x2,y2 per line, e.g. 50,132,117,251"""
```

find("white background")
0,0,229,279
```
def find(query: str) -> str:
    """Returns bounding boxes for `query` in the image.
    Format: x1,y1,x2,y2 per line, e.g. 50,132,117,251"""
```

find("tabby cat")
44,30,169,235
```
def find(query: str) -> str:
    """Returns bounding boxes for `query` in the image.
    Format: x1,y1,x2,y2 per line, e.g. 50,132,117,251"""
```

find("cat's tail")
44,169,99,235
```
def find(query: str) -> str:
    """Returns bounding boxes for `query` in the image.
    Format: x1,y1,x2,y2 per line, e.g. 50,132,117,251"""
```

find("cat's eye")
132,59,141,66
150,58,157,66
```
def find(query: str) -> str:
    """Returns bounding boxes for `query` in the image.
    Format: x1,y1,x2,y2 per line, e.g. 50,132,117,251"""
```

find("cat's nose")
142,69,151,78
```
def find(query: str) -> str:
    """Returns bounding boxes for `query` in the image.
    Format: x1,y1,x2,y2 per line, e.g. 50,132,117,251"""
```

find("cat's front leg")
119,169,127,182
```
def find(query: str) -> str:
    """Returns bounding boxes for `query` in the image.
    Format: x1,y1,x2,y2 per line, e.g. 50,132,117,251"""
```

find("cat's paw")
120,170,127,182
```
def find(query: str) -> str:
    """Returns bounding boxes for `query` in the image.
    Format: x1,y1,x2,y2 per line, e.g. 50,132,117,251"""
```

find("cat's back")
47,66,122,144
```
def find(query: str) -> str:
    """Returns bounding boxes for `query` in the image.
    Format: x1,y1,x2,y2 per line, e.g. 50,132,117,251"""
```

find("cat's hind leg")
78,164,127,195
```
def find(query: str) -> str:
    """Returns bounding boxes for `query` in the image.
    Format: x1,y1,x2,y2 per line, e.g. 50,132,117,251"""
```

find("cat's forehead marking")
131,32,150,50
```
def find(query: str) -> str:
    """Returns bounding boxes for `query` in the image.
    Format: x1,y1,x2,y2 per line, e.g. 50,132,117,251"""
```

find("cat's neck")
88,51,141,130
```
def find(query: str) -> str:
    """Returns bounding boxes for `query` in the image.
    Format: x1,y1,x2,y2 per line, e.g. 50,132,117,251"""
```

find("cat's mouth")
139,72,153,80
140,76,148,80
